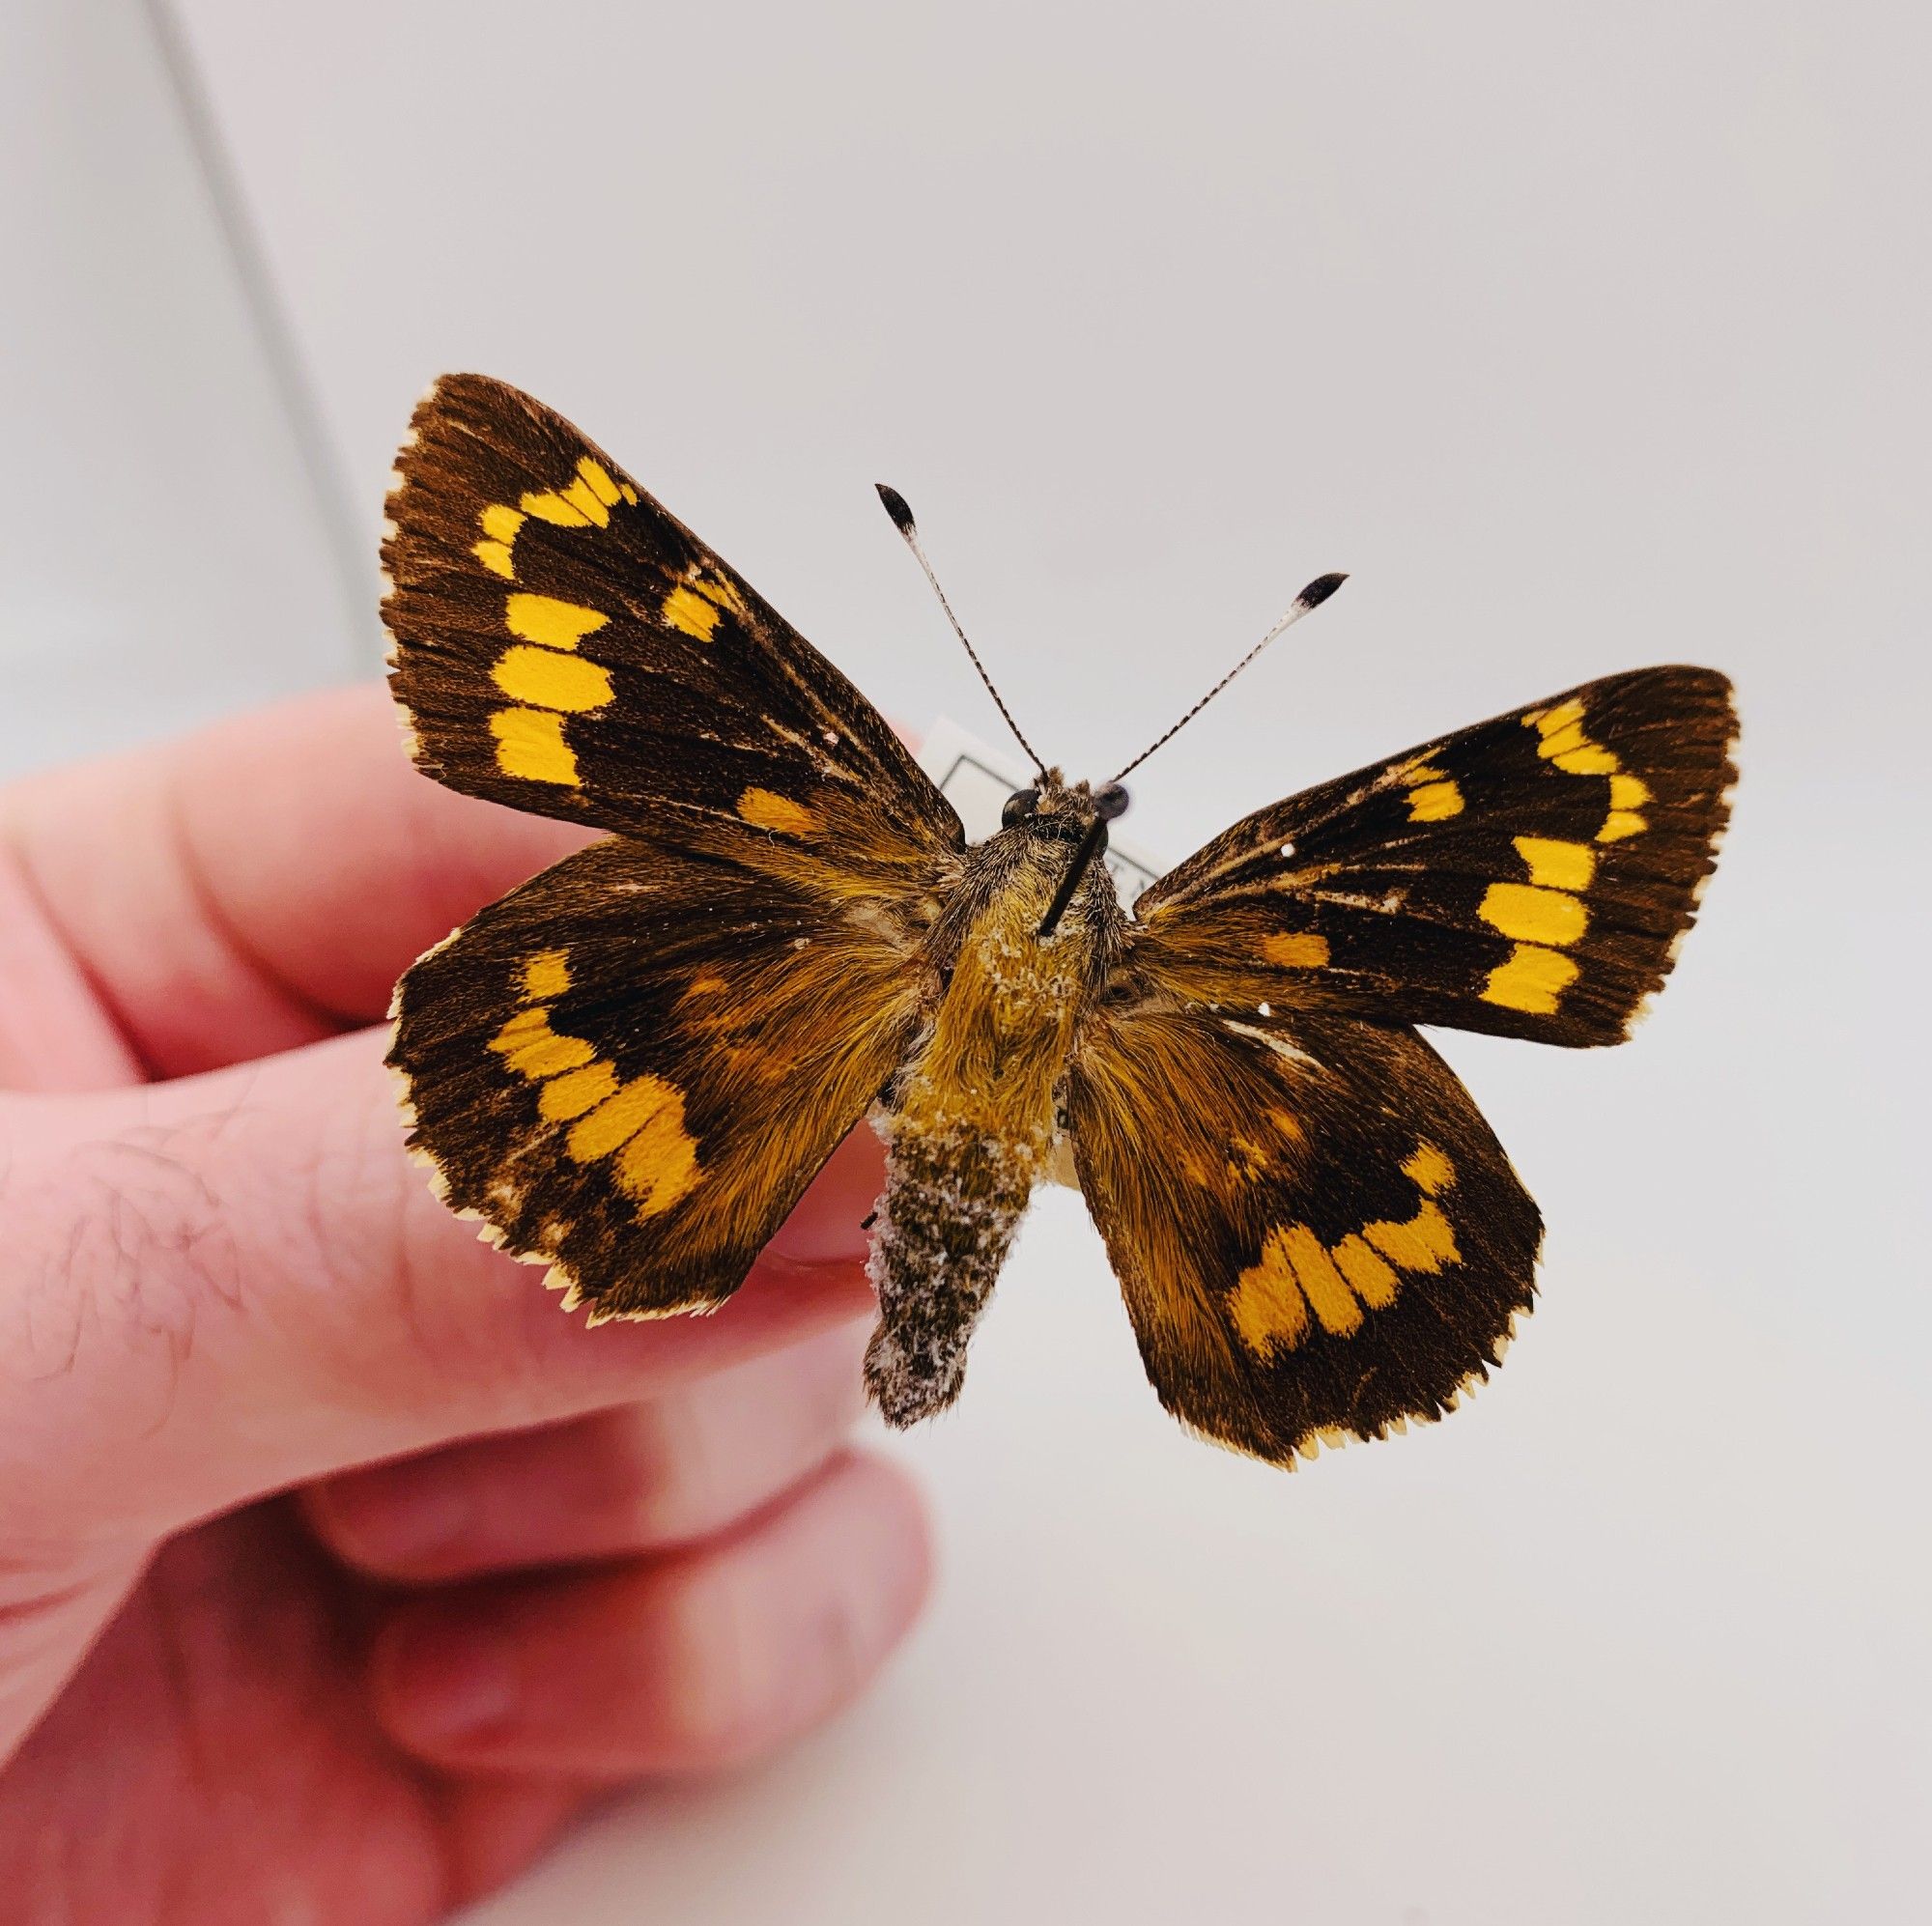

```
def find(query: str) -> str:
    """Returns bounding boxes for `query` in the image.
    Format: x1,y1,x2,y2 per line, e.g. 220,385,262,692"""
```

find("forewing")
389,836,926,1319
1068,1002,1541,1464
383,373,961,879
1136,667,1737,1044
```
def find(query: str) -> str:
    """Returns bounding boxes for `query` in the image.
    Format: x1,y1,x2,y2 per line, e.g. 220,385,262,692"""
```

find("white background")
5,4,1927,1919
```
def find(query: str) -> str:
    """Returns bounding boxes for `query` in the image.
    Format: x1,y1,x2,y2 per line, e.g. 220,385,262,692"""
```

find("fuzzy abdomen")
863,838,1106,1425
865,1117,1043,1425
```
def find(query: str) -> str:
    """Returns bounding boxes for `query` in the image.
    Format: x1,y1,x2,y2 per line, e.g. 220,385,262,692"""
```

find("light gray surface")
16,3,1931,1918
0,2,359,778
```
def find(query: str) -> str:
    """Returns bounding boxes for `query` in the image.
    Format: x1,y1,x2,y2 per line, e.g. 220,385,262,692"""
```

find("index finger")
0,683,589,1078
0,1028,884,1547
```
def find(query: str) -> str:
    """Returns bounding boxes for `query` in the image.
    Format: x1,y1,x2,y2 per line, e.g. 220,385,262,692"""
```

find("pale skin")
0,685,932,1922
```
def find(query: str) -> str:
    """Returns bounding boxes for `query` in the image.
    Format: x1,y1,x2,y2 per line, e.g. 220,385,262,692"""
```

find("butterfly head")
1000,776,1132,939
1001,772,1131,839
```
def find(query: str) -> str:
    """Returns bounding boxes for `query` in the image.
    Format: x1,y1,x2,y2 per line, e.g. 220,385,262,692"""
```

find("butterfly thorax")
865,777,1125,1422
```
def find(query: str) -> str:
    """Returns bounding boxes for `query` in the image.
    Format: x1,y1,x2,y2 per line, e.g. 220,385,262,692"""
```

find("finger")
371,1453,930,1775
0,684,588,1078
435,1775,599,1912
305,1320,869,1580
0,1030,884,1546
0,842,141,1091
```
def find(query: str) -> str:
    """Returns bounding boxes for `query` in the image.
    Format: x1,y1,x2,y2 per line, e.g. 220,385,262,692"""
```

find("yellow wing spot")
1363,1199,1460,1273
1281,1225,1362,1338
1480,943,1579,1014
1230,1234,1310,1358
735,787,818,836
1262,931,1331,969
1397,758,1464,821
504,593,609,651
663,569,750,641
1402,1142,1455,1196
490,708,579,785
1230,1144,1460,1358
663,584,723,640
1333,1234,1399,1309
1524,701,1652,842
488,961,706,1215
538,1062,619,1121
576,458,623,507
517,488,589,527
471,501,527,581
488,1009,594,1080
614,1101,703,1217
493,645,614,714
521,950,570,1001
1477,840,1598,1016
1479,881,1588,947
697,572,749,618
567,1079,672,1163
562,474,610,524
1406,780,1463,821
1537,722,1618,774
1513,836,1596,892
1525,699,1584,736
566,1076,703,1215
521,472,611,527
483,457,622,572
480,502,526,544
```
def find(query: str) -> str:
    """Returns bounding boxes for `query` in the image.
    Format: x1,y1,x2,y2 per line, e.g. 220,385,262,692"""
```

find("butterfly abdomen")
865,1118,1043,1425
864,833,1114,1424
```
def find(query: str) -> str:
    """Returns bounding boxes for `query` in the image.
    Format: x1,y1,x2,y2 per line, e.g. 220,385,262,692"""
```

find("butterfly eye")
1002,787,1039,826
1092,780,1131,822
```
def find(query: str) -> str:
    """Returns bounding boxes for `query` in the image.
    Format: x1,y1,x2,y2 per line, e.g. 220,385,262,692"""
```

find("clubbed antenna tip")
874,481,1045,776
874,483,917,534
1109,567,1350,781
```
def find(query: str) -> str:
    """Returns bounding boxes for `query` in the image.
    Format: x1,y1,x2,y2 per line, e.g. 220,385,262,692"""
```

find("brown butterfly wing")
384,375,961,1316
1067,997,1541,1464
1136,667,1737,1046
390,834,932,1320
383,372,961,881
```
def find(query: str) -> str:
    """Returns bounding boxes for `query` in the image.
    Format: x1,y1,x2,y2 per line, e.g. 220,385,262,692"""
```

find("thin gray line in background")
140,0,374,665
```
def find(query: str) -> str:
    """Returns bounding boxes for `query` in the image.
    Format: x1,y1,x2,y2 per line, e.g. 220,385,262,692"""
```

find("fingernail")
385,1622,519,1744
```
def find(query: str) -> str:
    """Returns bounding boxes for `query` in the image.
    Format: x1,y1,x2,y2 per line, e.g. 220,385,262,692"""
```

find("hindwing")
390,836,931,1319
1068,1000,1541,1464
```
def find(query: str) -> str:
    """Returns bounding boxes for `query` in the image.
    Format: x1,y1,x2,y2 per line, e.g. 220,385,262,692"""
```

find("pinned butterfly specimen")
384,375,1736,1466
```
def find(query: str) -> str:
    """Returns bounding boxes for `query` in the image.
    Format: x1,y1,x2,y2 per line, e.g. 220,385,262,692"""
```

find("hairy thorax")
865,786,1125,1423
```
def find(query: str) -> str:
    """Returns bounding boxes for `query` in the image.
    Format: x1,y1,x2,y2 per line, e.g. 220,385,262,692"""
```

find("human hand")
0,687,931,1923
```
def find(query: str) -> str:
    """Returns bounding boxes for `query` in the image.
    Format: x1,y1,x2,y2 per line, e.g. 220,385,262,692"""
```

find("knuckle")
649,1568,774,1765
611,1402,724,1545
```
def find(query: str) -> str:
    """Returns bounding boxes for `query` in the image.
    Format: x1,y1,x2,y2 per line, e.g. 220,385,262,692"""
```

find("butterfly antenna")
1109,572,1349,782
875,484,1046,777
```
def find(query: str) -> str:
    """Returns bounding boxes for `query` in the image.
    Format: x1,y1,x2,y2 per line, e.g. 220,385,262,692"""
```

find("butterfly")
384,374,1737,1467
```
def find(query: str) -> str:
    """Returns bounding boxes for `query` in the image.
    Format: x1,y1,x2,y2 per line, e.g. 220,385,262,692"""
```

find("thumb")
0,1028,880,1548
